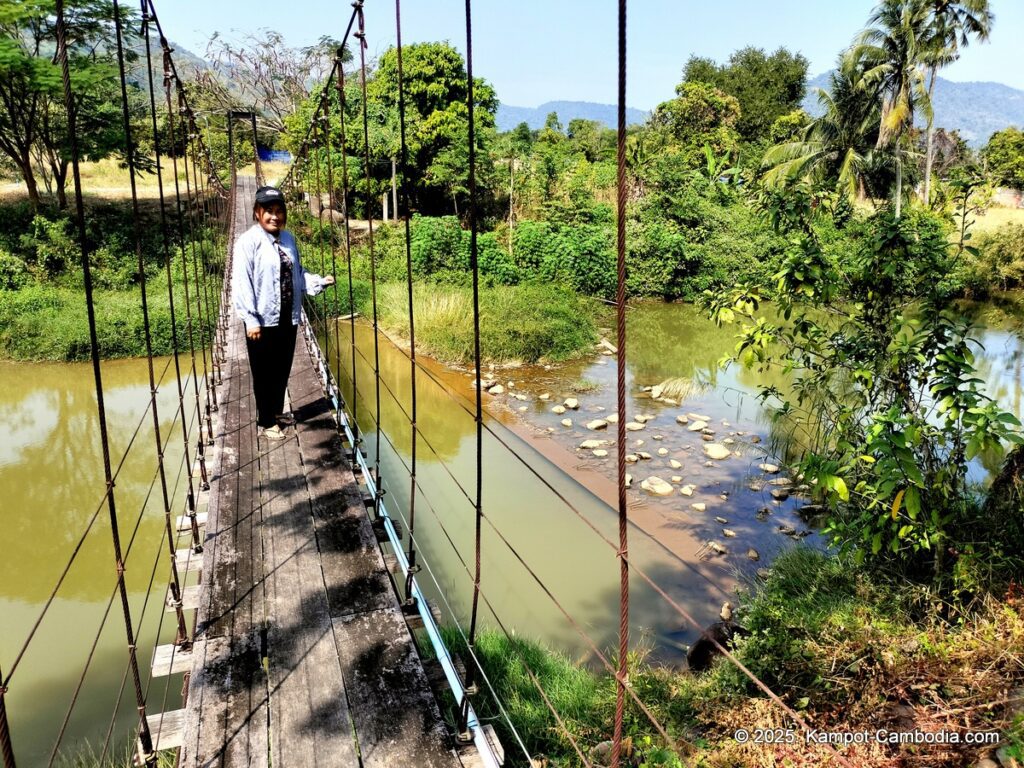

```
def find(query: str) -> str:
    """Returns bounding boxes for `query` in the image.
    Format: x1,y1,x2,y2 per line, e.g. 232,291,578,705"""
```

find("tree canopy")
683,46,809,142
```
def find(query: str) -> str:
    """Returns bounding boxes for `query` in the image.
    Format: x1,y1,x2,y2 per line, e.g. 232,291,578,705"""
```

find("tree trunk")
382,192,389,222
509,158,515,257
18,147,40,210
924,68,937,205
895,156,902,220
390,156,397,221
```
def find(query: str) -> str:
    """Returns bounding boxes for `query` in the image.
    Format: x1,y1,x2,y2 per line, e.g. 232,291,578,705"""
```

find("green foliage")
969,223,1024,291
683,46,809,142
0,248,28,290
650,82,740,159
365,281,598,364
705,196,1023,591
982,127,1024,190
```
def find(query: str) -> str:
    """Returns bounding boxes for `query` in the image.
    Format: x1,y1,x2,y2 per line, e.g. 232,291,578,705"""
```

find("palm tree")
920,0,993,201
855,0,934,217
761,53,882,201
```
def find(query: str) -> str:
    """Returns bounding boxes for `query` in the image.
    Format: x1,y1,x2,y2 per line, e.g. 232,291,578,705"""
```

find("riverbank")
455,548,1024,768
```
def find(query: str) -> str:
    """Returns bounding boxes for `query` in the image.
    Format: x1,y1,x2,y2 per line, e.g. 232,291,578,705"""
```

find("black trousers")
245,323,297,428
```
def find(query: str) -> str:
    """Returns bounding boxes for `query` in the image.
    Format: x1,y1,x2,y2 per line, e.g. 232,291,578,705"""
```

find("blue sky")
155,0,1024,111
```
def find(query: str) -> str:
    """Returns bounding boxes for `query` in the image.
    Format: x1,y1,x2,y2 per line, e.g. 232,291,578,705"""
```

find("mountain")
801,72,1024,147
496,100,649,132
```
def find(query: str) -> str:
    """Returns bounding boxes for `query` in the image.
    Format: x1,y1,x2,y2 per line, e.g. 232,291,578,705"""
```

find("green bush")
972,223,1024,291
0,248,29,290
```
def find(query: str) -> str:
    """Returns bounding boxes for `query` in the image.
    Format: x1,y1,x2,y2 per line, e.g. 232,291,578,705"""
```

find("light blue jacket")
232,224,330,331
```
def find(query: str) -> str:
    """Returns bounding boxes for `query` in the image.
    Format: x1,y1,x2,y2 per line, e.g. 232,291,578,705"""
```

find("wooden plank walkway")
174,177,469,768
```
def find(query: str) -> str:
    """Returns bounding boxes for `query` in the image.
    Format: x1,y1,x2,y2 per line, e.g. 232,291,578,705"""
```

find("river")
3,298,1021,763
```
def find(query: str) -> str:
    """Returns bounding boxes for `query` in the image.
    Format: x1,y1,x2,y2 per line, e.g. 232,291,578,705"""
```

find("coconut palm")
920,0,993,201
854,0,935,216
761,52,882,202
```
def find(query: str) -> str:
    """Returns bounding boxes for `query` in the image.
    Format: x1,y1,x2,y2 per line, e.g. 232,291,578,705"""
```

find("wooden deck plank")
150,643,193,677
290,351,395,619
179,634,269,768
333,608,460,768
263,410,358,767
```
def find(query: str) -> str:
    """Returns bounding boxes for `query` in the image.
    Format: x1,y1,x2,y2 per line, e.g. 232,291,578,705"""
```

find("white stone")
650,385,664,399
691,502,706,512
669,459,682,469
625,454,638,463
679,484,696,497
687,420,708,432
657,448,669,457
625,421,645,431
518,406,528,412
552,405,566,414
637,451,652,460
561,419,573,427
703,443,732,460
625,473,633,488
671,475,683,483
676,414,689,424
580,439,607,449
564,397,580,410
722,528,736,538
606,413,619,423
586,419,609,430
592,449,608,457
641,476,674,496
759,463,780,474
488,384,505,395
747,548,760,561
539,393,550,400
715,516,728,524
688,412,712,421
634,439,645,446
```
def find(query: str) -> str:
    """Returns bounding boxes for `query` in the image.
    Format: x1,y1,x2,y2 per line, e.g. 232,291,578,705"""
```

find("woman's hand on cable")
247,326,262,341
324,275,335,286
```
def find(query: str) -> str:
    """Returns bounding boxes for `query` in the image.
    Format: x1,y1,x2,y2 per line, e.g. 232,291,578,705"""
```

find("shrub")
972,223,1024,291
0,249,29,290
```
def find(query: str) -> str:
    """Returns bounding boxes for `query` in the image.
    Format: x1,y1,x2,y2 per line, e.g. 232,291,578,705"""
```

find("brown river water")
3,298,1022,763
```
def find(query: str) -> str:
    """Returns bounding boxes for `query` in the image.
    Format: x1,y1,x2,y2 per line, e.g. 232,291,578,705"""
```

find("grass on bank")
336,280,600,365
444,548,1024,768
0,283,199,361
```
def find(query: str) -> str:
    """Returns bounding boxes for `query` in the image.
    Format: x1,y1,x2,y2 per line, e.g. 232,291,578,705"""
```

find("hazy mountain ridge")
497,100,649,132
802,72,1024,146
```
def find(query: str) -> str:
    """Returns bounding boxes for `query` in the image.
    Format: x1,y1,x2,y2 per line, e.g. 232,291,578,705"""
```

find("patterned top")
276,240,294,326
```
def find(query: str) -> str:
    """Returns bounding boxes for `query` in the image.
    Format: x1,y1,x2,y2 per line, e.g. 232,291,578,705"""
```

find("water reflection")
0,358,188,764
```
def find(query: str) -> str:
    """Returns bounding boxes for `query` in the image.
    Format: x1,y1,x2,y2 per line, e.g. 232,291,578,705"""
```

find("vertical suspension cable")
251,113,263,186
114,0,190,648
321,70,344,393
179,94,216,447
142,3,202,551
459,0,484,738
355,4,383,497
54,2,156,763
334,55,361,454
187,124,220,412
612,1,630,765
0,663,15,768
394,0,420,598
160,35,211,490
312,109,331,371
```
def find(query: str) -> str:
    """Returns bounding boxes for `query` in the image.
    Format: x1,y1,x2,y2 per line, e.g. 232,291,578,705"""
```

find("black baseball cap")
254,186,285,206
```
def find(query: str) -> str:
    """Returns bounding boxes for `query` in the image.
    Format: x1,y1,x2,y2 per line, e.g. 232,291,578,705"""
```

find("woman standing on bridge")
233,185,335,440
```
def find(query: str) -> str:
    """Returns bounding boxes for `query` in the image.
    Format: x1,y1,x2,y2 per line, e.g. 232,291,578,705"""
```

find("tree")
919,0,993,201
650,81,740,158
982,127,1024,189
0,0,127,208
762,53,884,201
855,0,935,216
704,190,1022,589
197,31,348,136
682,47,809,142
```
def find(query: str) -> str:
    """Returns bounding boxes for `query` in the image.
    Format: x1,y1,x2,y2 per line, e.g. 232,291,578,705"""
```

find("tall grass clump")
369,282,598,364
0,283,192,361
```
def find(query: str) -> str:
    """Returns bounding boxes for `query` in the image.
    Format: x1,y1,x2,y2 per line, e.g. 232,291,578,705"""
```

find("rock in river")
758,463,781,474
564,397,580,410
703,443,732,460
687,420,708,432
625,421,646,431
560,418,573,427
691,502,707,512
641,476,674,496
669,459,682,469
580,439,607,449
586,419,608,430
552,405,566,415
